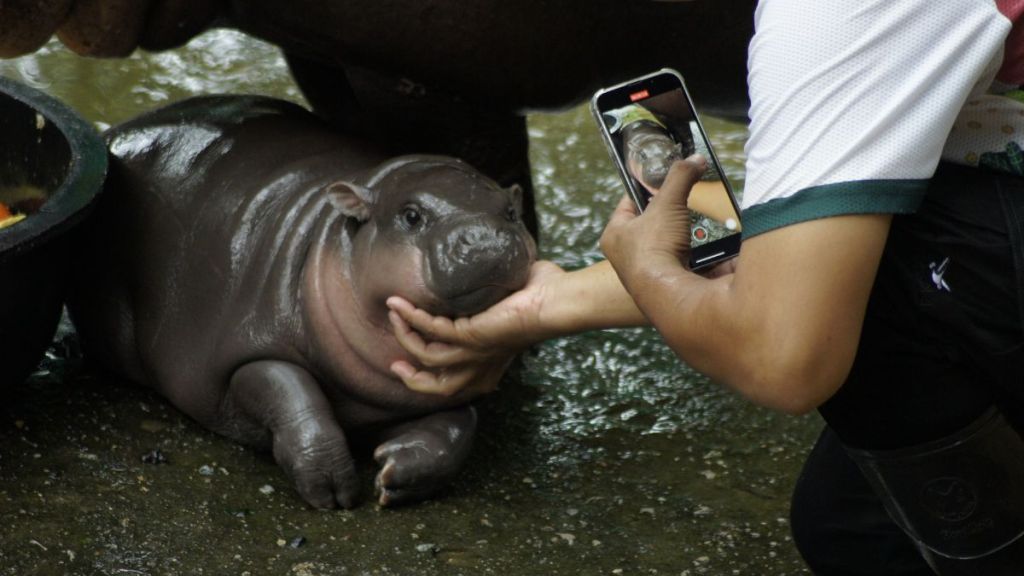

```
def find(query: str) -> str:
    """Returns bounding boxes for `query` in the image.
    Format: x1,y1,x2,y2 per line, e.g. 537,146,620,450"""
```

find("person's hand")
600,155,707,285
387,260,567,396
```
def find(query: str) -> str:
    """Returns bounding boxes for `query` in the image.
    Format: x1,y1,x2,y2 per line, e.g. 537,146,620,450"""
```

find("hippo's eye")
401,207,423,229
506,206,519,223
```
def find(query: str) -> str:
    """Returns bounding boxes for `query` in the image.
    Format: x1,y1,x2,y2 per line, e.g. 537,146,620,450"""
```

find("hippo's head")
329,155,536,317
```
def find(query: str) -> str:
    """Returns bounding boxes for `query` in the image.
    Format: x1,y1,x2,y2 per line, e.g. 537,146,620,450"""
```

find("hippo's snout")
427,220,535,317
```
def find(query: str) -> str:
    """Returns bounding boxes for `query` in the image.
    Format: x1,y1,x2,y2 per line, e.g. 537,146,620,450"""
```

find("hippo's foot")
372,406,478,507
273,417,361,509
224,360,361,509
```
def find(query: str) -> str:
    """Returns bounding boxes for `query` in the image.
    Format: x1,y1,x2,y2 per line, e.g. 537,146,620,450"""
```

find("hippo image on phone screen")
67,95,536,508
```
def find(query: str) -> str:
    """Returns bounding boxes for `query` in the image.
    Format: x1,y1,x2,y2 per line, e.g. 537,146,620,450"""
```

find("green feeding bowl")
0,76,106,388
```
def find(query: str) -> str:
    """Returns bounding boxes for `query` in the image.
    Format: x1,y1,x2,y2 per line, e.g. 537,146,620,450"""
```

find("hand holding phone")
591,69,742,271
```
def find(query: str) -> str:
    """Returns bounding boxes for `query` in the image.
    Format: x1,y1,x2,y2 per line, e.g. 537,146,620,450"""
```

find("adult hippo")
67,95,536,508
0,0,756,231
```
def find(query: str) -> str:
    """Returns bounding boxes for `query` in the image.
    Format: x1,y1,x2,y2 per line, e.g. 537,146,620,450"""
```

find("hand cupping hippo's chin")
68,95,536,509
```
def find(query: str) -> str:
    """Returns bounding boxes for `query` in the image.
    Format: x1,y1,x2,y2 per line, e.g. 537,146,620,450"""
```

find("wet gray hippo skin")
68,95,536,508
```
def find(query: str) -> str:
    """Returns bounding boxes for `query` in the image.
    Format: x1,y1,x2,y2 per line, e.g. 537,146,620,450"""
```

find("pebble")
141,448,168,465
415,543,439,554
259,484,275,495
198,464,215,476
288,536,307,549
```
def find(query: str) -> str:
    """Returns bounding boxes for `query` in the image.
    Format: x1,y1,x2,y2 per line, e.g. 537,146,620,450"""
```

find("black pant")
791,163,1024,574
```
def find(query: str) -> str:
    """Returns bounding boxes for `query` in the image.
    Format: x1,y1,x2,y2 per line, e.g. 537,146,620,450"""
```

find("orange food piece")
0,202,10,219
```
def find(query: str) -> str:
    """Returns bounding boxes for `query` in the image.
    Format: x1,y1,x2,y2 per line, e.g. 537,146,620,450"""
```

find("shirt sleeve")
741,0,1010,238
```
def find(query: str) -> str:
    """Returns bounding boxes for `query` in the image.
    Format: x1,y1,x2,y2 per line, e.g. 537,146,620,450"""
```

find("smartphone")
591,68,742,271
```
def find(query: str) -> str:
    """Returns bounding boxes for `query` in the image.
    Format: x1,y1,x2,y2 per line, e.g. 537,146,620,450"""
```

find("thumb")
647,155,706,211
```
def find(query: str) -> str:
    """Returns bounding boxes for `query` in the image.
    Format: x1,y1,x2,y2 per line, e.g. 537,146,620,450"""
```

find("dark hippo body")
69,95,536,508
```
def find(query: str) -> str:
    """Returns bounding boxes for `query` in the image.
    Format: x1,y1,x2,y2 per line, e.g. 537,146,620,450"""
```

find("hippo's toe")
272,422,360,509
372,407,477,506
374,449,449,507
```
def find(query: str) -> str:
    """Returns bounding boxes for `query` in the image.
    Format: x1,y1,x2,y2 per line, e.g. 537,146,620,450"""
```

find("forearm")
539,259,649,336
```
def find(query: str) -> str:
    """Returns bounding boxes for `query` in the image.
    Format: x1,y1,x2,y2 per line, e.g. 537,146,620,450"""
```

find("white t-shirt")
741,0,1022,238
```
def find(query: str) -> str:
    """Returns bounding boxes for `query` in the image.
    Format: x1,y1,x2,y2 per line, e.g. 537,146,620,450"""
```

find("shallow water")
0,31,819,574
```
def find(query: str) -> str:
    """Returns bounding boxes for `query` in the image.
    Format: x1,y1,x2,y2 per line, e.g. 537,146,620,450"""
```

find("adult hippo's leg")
285,53,538,237
371,406,478,507
222,360,361,509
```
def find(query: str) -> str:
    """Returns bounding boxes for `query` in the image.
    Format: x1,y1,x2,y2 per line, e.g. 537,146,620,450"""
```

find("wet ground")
0,31,821,575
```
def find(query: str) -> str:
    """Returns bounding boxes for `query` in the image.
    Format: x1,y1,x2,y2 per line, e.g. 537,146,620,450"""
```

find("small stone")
141,449,168,465
198,464,215,476
276,538,287,547
415,543,438,554
288,536,307,549
693,505,713,517
259,484,275,495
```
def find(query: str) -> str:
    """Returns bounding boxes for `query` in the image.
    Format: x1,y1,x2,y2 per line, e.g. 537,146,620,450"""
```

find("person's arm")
601,162,890,414
386,257,648,396
389,0,1004,406
389,159,889,414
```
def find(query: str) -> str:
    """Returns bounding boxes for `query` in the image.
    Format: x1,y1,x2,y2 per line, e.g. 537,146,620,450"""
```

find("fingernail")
686,153,706,166
390,361,414,379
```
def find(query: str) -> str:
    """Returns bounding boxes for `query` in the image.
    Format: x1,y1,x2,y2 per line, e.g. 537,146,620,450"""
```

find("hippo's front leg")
223,361,360,509
373,406,478,506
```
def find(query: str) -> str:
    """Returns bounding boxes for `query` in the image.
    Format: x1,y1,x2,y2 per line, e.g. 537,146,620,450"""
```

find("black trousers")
790,163,1024,575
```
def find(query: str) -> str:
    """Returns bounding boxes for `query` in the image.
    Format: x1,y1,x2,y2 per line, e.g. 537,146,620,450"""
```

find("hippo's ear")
506,183,524,213
327,181,375,222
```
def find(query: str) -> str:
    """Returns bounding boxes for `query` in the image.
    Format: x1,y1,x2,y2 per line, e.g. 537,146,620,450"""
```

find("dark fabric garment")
791,427,937,576
792,163,1024,574
820,162,1024,450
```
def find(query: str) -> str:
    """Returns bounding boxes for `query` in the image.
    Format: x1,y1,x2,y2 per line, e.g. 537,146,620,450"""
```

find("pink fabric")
998,0,1024,84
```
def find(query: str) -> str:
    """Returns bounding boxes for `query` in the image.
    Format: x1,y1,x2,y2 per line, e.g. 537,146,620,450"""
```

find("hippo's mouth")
433,283,518,318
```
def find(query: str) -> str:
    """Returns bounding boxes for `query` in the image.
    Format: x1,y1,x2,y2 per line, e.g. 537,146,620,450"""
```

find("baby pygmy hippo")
69,95,536,508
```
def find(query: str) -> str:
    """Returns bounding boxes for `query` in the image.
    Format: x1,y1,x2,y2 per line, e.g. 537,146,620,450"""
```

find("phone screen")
592,69,742,270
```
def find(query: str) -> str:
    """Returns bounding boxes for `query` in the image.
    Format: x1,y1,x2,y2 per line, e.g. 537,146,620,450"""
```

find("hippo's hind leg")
372,406,478,507
222,360,360,509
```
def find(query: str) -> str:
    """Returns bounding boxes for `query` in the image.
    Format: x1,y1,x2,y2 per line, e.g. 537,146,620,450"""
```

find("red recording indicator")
629,89,650,102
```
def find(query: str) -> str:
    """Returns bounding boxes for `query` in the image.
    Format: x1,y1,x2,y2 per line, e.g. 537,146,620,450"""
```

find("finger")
653,156,706,206
389,311,482,367
386,296,464,343
607,193,640,227
390,360,468,397
704,257,738,279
